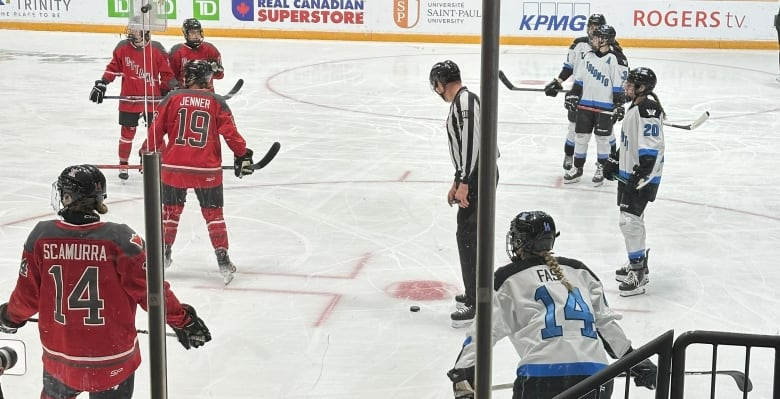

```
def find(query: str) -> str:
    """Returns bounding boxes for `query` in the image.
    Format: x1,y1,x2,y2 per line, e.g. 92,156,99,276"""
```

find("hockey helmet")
126,16,150,46
52,164,107,211
429,60,461,92
184,59,214,88
587,14,607,27
506,211,559,260
182,18,204,48
591,24,617,44
627,67,657,92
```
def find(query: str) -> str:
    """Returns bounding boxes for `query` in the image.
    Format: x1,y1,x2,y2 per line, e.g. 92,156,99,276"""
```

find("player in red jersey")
89,19,179,181
144,60,254,284
0,164,211,398
169,18,224,91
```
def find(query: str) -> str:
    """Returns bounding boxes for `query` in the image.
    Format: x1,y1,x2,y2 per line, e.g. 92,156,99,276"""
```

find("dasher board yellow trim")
0,22,776,50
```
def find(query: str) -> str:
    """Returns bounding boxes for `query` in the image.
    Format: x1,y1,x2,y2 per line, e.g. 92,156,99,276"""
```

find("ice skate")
615,249,650,283
592,162,604,187
562,155,573,171
619,267,648,297
215,248,236,285
118,161,129,181
451,304,475,328
563,166,583,184
454,293,467,310
163,244,172,269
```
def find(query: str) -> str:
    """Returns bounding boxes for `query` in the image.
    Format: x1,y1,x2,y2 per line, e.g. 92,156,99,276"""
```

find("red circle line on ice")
386,280,458,301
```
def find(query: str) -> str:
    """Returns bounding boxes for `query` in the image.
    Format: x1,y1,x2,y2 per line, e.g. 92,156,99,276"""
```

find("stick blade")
253,141,281,170
497,70,516,90
689,110,710,130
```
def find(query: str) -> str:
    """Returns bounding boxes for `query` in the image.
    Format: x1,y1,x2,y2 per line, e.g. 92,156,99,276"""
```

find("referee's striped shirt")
446,86,481,184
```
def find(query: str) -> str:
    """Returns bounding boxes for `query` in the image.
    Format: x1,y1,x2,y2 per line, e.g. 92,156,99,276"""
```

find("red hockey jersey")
169,42,224,89
100,40,178,113
5,220,189,391
146,88,249,188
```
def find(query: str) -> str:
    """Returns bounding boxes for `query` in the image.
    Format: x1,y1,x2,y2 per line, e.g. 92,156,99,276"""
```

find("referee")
429,60,491,328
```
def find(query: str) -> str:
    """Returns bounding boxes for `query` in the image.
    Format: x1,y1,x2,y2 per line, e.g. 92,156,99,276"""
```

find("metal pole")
143,152,168,399
475,1,501,398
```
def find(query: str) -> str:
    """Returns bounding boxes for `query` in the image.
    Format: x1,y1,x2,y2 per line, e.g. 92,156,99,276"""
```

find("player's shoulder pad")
637,98,664,119
555,256,602,281
105,222,145,255
23,220,57,252
169,43,184,54
611,50,629,67
570,36,589,49
115,40,130,51
150,40,168,54
494,257,543,290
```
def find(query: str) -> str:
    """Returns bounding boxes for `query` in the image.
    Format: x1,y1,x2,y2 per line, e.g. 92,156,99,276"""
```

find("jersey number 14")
534,286,596,340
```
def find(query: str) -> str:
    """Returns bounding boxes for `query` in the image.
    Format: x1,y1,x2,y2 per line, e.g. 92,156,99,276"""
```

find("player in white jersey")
544,14,607,171
446,211,657,399
563,25,628,186
603,67,665,297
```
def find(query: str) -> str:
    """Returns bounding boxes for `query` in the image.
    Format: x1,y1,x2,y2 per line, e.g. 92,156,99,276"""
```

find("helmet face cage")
505,211,557,260
51,165,107,212
593,25,616,43
184,60,214,88
429,60,461,92
126,26,150,46
182,18,204,46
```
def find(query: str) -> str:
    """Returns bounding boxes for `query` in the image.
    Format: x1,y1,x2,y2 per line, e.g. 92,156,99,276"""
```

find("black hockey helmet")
184,59,214,88
587,14,606,27
54,164,107,211
429,60,461,91
592,24,617,44
182,18,204,47
506,211,559,260
627,67,657,92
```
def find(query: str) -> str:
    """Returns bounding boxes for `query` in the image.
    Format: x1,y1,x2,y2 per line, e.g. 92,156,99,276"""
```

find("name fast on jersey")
42,243,108,261
180,97,211,108
536,268,561,283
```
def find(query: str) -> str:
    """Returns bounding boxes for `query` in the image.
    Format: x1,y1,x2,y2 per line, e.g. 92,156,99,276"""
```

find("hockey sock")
202,207,229,250
118,125,137,162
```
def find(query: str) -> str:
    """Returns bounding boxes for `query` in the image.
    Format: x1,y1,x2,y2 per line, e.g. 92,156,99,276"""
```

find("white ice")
0,30,778,398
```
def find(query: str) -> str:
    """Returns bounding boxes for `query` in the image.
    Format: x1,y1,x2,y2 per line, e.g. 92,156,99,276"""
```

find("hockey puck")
409,305,420,312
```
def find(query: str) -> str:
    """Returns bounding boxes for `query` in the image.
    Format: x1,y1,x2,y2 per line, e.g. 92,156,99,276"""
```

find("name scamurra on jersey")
536,267,561,283
179,96,211,109
42,243,108,261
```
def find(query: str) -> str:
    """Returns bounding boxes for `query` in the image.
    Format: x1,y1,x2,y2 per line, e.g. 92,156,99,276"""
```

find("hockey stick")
28,318,176,338
103,79,244,101
498,70,553,92
492,370,752,392
663,111,709,130
578,105,710,131
93,141,281,171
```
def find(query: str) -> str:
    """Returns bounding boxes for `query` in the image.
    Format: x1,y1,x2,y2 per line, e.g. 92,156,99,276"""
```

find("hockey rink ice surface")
0,30,778,398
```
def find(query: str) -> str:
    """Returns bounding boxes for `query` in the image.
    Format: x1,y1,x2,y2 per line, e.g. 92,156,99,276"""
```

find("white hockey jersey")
558,37,590,81
619,98,665,185
573,49,629,110
454,256,632,377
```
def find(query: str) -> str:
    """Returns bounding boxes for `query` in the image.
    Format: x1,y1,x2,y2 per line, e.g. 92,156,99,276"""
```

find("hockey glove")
564,92,580,112
89,79,108,104
208,60,224,73
612,105,626,122
544,79,563,97
447,367,475,399
0,304,25,334
603,156,619,181
171,304,212,350
630,359,658,390
234,148,254,178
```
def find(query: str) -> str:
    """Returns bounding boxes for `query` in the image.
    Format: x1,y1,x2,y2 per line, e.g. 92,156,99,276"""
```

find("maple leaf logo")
129,233,145,250
232,1,253,21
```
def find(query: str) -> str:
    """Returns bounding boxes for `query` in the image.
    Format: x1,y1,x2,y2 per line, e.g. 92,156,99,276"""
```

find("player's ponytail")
541,251,574,292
